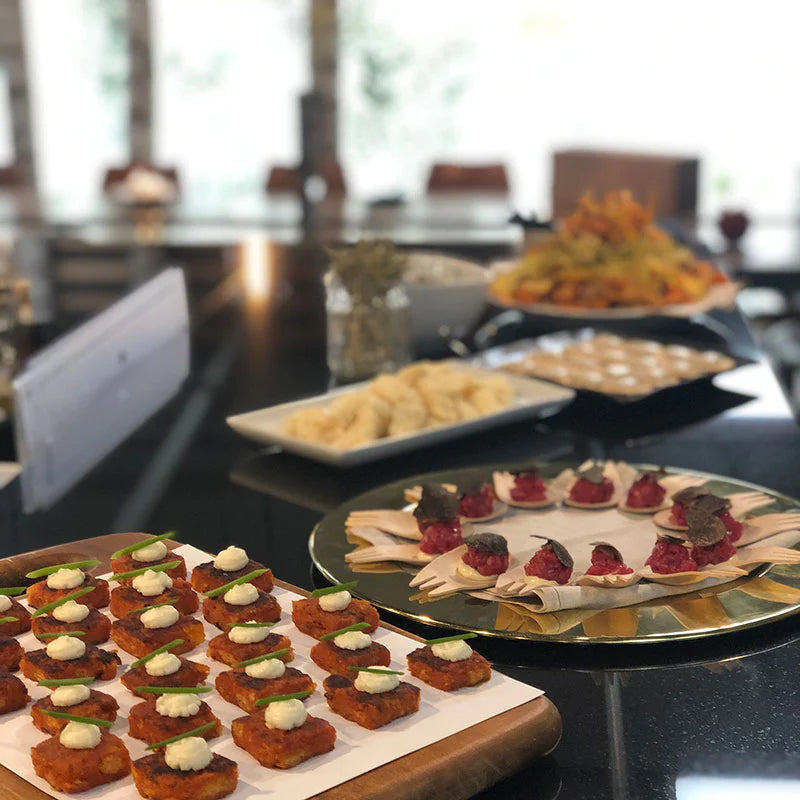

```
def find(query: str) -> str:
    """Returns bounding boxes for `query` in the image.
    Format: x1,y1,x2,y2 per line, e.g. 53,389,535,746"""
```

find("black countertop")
3,238,800,800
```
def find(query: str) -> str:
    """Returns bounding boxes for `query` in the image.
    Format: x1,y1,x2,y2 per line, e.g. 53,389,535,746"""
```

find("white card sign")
13,268,190,511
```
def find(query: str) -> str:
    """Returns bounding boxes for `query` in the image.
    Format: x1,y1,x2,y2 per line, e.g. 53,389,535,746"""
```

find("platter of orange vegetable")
490,191,739,319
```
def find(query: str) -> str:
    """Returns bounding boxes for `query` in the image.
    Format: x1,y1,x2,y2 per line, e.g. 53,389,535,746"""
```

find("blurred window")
22,0,129,211
152,0,310,212
339,0,800,218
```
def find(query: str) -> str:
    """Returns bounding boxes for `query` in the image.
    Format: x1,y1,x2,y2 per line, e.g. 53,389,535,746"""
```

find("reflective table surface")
2,237,799,799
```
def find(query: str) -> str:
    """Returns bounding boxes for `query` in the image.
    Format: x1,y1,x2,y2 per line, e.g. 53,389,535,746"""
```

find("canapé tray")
311,463,800,644
0,533,561,800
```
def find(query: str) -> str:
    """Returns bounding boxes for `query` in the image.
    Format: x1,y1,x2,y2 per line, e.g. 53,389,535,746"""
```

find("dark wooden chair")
0,165,22,188
425,163,509,194
265,160,347,195
551,149,699,219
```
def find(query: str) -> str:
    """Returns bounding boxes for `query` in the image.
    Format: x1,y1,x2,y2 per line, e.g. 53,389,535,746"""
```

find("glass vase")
325,272,411,382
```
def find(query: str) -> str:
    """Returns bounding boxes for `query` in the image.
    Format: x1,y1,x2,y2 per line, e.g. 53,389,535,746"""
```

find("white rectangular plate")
226,365,575,466
0,544,545,800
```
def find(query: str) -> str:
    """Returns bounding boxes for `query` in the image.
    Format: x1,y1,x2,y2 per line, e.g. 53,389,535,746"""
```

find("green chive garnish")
0,616,18,624
128,639,184,668
40,710,113,726
425,632,477,645
146,722,216,750
38,630,86,639
31,585,96,617
38,677,94,687
254,690,312,707
235,648,290,668
204,569,268,599
135,685,211,694
111,531,177,559
226,621,274,628
26,560,100,579
109,560,182,582
318,622,371,641
310,581,358,598
126,599,179,615
347,667,404,675
0,587,26,596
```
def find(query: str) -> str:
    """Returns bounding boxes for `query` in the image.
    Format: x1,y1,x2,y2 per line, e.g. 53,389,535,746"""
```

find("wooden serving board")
0,533,562,800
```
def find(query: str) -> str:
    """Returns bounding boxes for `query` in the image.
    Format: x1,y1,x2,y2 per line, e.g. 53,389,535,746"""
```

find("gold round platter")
308,462,800,644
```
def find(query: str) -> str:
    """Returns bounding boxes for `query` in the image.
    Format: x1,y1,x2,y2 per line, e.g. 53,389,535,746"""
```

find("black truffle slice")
458,477,490,499
635,468,667,483
413,483,460,521
463,532,508,556
690,493,731,516
589,541,624,563
532,537,573,569
657,533,689,546
509,465,540,478
672,485,710,505
577,464,606,484
685,507,728,547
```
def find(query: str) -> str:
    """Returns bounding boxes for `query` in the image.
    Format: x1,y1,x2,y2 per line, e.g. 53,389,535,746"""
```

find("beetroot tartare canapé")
568,465,615,506
458,480,497,520
457,533,509,581
413,484,463,555
670,487,743,541
523,539,573,585
585,543,634,576
625,471,667,510
509,469,549,504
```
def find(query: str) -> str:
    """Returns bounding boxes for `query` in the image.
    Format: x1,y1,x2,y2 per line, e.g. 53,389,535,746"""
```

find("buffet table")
1,239,800,800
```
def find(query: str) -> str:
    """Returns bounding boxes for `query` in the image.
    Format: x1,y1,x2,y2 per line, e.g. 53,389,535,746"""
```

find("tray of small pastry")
474,328,749,402
0,533,559,800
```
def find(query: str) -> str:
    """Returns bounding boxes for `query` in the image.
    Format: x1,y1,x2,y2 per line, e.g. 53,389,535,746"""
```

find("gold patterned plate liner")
309,462,800,644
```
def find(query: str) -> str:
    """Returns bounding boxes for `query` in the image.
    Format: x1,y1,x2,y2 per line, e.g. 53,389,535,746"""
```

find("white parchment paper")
0,544,544,800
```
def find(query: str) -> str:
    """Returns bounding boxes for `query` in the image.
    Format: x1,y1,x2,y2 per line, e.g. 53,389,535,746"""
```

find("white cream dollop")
145,652,182,677
214,546,248,572
47,568,85,590
456,562,489,583
132,540,169,563
333,630,372,650
164,737,213,771
318,590,351,612
431,639,473,662
52,600,90,623
59,721,101,750
264,698,306,730
223,582,259,606
227,622,270,644
156,693,202,718
354,671,400,694
141,605,180,629
245,658,285,680
132,569,173,597
50,684,91,707
522,576,559,588
46,635,86,661
0,595,12,613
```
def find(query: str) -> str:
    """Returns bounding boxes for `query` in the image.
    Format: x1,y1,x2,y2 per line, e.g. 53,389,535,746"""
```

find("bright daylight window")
22,0,128,212
340,0,800,218
151,0,310,212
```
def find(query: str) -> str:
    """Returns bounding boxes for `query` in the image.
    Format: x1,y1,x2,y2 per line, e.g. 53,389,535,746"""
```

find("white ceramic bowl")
403,252,489,347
